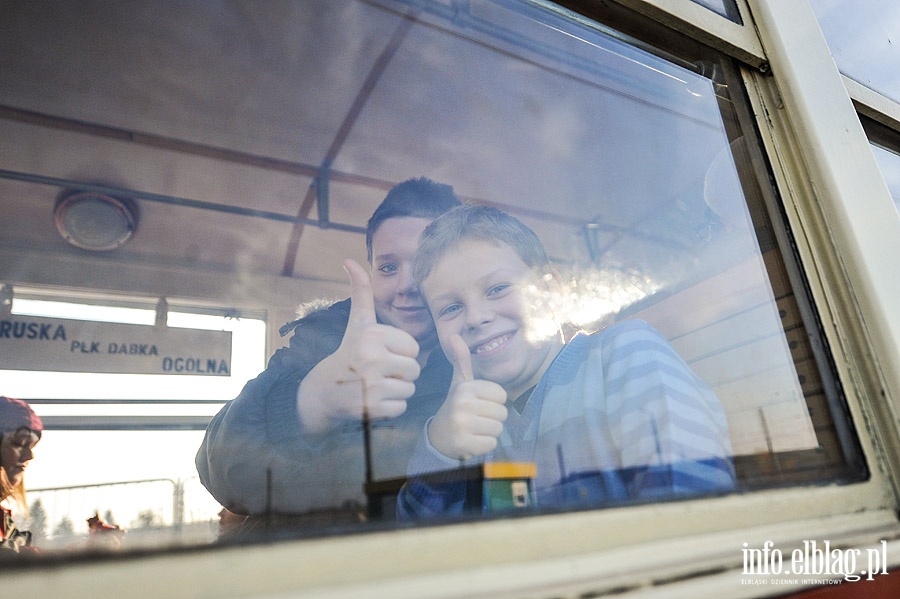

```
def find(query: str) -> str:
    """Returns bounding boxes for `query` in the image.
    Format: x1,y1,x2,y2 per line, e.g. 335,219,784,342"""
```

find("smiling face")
370,216,438,354
0,428,39,489
422,239,561,399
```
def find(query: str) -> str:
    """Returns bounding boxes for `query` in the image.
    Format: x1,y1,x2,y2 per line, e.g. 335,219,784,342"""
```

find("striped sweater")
399,319,735,518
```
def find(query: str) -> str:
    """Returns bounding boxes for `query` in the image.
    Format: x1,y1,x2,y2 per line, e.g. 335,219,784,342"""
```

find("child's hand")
296,259,421,432
428,333,508,460
334,258,422,418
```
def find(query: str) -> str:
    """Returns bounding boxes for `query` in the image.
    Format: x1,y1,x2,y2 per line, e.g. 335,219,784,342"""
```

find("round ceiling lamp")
53,191,139,251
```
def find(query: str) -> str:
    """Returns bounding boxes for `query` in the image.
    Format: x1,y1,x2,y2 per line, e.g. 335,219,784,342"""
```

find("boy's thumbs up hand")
344,257,379,328
428,334,508,460
338,259,421,416
296,259,421,432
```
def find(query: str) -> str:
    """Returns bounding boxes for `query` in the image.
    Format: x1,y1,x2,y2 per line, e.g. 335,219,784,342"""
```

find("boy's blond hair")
414,205,551,286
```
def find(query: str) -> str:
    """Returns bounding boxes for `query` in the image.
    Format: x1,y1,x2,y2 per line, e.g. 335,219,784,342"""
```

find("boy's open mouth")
474,333,512,355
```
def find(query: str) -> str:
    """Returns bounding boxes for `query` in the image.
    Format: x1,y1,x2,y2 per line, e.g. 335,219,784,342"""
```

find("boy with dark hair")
197,177,461,522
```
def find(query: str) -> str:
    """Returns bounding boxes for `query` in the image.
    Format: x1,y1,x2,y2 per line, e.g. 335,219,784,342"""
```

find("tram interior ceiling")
0,0,876,566
0,0,738,297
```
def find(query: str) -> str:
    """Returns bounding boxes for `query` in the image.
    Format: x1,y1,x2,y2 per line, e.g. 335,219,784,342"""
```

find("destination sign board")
0,314,232,376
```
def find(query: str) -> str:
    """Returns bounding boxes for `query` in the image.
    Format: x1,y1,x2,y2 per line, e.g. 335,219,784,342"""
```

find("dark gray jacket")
196,299,451,517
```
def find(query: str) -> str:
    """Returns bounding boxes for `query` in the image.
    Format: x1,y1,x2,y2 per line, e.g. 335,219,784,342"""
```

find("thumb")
343,258,377,327
448,333,474,384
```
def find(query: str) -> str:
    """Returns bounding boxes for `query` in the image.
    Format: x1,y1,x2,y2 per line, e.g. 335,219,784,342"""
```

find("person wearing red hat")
0,395,43,554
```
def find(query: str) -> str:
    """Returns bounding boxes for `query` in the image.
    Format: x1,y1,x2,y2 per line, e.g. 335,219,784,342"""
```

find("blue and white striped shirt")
399,319,735,518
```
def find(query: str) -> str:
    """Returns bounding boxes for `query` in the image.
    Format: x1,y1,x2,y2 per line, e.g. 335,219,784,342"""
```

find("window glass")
808,0,900,104
0,0,865,554
688,0,742,23
23,433,217,550
1,295,265,548
861,118,900,219
872,145,900,215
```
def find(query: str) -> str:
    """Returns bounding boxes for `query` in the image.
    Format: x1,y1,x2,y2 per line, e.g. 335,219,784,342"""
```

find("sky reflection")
809,0,900,103
521,267,661,343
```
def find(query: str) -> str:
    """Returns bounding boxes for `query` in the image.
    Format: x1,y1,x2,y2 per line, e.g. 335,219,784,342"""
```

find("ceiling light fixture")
53,190,139,251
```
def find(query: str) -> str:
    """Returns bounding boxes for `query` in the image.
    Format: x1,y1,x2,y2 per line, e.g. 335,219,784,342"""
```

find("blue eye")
438,304,462,320
487,283,511,297
378,263,398,275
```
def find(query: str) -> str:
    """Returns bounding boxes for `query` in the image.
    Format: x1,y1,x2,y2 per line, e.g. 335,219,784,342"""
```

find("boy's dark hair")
414,204,551,285
366,178,461,262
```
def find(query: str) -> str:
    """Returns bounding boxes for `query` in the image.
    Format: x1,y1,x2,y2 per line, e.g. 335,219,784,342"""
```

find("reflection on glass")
0,0,865,554
688,0,742,23
194,0,860,531
25,432,217,551
809,0,900,103
1,301,264,553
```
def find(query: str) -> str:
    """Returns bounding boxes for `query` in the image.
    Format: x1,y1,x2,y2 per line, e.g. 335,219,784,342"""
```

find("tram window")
861,118,900,217
872,145,900,215
188,0,867,531
1,293,265,548
0,0,869,553
870,143,900,217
